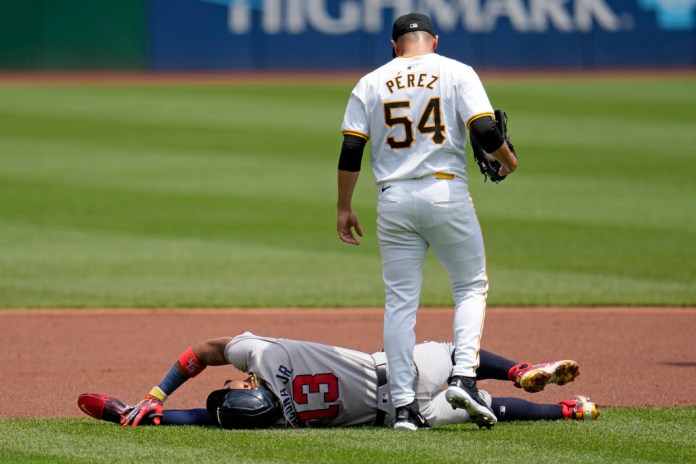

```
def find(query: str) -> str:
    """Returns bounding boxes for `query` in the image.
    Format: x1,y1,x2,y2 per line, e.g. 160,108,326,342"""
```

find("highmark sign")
151,0,696,68
196,0,694,34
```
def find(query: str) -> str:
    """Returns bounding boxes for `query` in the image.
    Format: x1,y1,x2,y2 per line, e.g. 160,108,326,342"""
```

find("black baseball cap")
391,13,435,41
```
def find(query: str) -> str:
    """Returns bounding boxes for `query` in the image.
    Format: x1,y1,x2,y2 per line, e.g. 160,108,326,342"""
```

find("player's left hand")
498,161,515,178
471,109,518,183
337,210,363,246
120,395,163,427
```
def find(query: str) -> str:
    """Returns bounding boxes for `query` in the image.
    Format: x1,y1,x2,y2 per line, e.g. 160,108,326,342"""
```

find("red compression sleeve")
178,347,206,377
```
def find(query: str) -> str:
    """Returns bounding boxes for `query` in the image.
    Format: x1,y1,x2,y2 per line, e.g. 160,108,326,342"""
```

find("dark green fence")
0,0,147,69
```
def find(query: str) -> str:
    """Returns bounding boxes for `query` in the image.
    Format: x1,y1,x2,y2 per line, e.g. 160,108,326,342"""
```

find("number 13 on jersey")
293,373,340,422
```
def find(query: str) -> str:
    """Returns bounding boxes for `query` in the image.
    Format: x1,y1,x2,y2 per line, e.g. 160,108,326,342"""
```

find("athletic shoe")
78,393,133,424
558,395,600,421
445,376,497,429
393,401,428,431
509,360,580,393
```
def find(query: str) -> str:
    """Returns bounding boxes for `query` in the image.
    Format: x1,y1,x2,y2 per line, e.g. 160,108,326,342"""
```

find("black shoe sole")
445,386,497,429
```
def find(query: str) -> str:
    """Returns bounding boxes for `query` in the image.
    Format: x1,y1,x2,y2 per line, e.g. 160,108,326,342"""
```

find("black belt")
373,363,388,426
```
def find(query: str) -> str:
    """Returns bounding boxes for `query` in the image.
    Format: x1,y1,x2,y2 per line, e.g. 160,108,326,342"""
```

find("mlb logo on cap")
391,13,435,40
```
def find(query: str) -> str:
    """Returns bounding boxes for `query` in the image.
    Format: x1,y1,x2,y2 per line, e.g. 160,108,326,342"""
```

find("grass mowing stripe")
0,220,384,308
486,268,695,306
0,78,694,307
1,408,695,463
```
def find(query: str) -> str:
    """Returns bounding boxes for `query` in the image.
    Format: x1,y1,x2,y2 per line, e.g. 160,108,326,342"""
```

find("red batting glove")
120,394,163,427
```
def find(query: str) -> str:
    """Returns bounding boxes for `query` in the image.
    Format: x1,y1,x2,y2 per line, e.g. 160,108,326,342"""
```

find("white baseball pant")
377,176,488,408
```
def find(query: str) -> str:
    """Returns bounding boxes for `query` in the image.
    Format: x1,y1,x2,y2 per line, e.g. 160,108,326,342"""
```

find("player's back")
227,333,381,427
356,53,492,183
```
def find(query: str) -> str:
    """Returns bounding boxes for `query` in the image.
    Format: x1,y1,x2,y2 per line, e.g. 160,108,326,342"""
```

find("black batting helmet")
206,385,281,429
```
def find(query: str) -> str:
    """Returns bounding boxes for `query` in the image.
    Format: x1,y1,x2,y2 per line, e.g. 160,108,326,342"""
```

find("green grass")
0,77,694,307
1,408,695,463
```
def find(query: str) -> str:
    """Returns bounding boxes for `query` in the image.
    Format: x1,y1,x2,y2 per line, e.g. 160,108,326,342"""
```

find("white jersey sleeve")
340,54,494,184
340,78,371,141
224,332,381,428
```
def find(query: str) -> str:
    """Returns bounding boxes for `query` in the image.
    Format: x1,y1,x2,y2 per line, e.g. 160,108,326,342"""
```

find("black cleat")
445,376,497,429
393,400,428,431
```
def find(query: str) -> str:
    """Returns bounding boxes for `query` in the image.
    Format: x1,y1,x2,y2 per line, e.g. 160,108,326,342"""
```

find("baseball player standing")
336,13,518,430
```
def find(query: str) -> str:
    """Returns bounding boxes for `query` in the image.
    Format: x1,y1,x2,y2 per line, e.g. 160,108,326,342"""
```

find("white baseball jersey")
224,332,480,427
340,52,493,408
341,53,494,184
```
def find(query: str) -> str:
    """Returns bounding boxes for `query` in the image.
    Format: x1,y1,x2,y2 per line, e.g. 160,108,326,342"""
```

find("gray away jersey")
224,332,381,427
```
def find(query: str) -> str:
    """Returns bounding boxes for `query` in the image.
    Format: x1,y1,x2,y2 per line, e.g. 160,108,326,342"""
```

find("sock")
476,350,519,380
160,409,217,426
490,397,564,421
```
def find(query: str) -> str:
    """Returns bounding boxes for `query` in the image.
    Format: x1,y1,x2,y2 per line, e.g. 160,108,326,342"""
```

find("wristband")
148,386,168,402
156,347,207,398
178,347,206,378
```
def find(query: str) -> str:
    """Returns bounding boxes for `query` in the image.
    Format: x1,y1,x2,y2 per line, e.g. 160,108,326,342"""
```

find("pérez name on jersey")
385,71,439,94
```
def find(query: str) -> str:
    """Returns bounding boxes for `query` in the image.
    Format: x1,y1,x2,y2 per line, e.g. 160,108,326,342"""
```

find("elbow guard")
470,116,504,153
338,134,367,172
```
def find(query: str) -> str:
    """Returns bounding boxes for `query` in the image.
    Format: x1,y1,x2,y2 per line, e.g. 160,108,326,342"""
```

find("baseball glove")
470,109,517,183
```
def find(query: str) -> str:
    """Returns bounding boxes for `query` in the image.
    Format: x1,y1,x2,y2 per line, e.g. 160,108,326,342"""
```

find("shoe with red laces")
508,360,579,393
558,395,600,420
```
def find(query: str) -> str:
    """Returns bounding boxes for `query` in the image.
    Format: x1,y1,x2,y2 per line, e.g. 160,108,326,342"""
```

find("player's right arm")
336,130,368,246
191,337,232,366
121,337,233,426
337,85,370,247
337,164,363,246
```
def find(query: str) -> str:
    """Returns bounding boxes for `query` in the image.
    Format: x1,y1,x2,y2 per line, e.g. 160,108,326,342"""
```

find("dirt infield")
1,307,694,419
1,69,695,87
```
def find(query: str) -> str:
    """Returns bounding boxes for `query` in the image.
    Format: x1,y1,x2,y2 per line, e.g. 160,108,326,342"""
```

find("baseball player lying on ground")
78,332,598,429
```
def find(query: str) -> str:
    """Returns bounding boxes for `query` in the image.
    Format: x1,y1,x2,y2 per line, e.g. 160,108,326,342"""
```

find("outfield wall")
2,0,695,70
0,0,147,69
